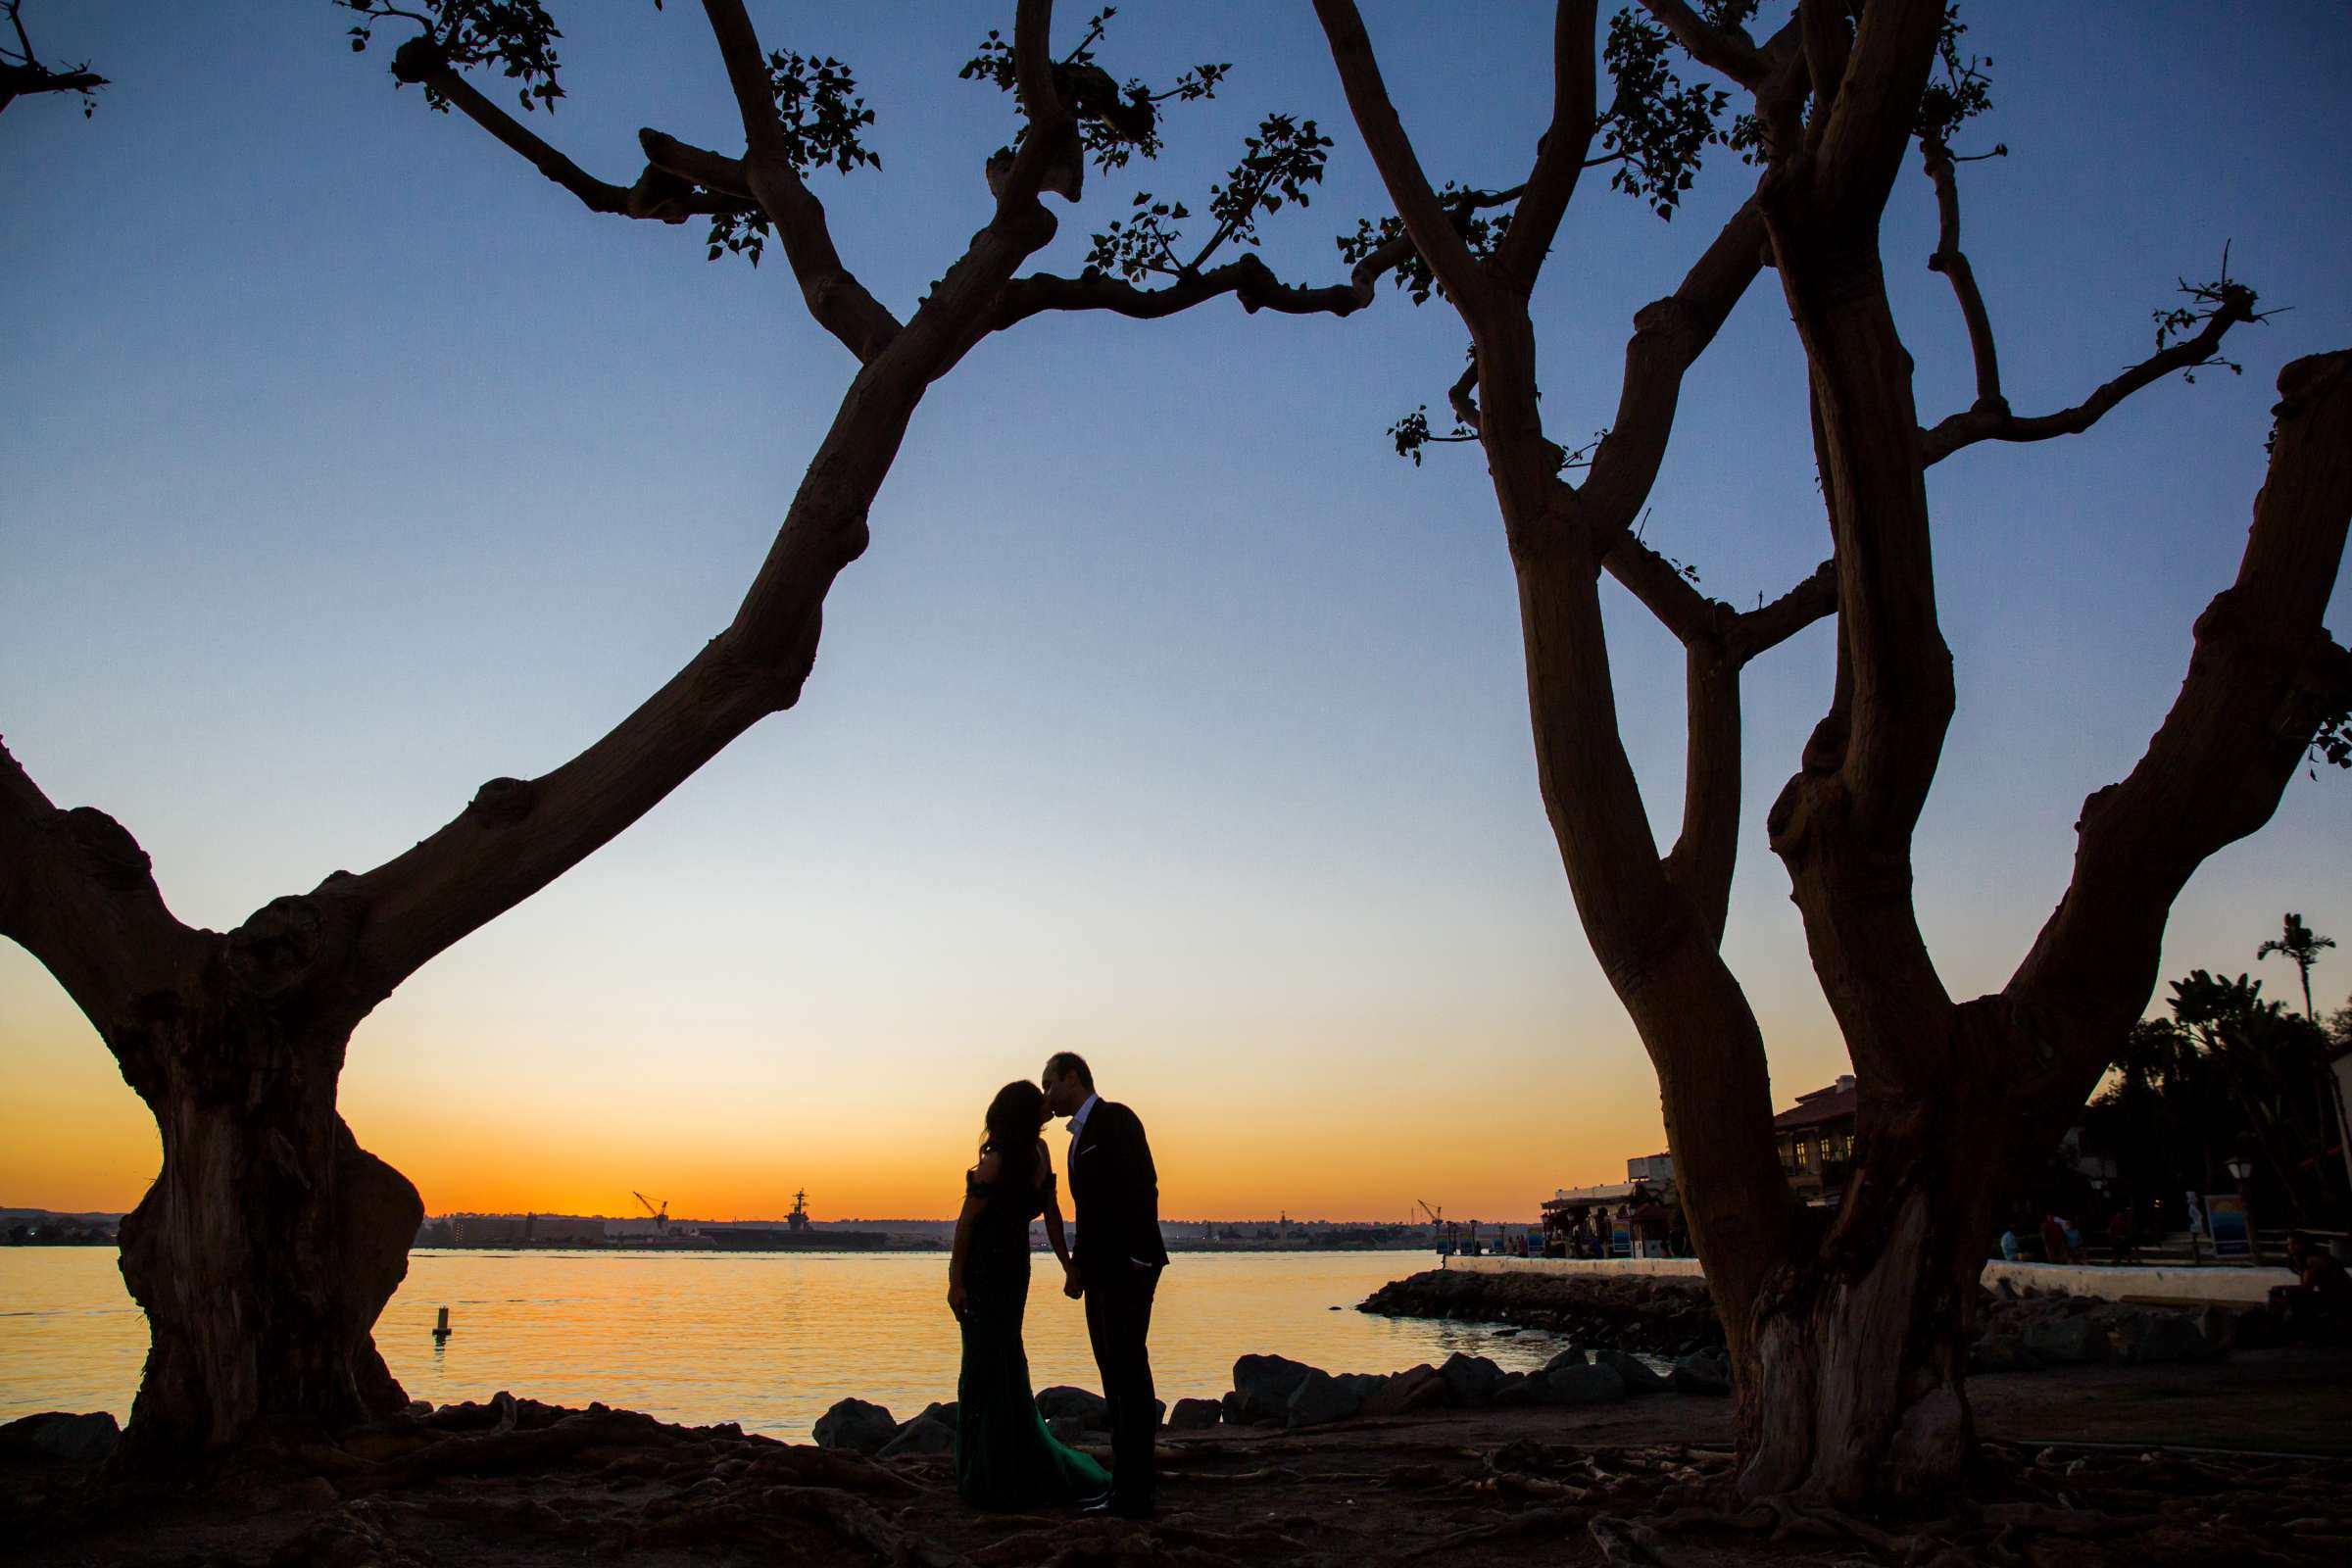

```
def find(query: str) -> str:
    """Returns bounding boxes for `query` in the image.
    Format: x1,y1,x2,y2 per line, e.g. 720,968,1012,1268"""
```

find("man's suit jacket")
1069,1100,1169,1276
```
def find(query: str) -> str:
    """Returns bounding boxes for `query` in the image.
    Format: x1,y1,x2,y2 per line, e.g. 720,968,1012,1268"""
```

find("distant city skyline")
4,4,2347,1225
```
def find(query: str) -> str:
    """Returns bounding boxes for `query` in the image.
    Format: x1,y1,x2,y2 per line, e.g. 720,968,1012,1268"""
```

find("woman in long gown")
948,1080,1111,1510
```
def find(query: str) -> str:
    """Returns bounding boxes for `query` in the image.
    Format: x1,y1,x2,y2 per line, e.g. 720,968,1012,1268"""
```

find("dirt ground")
7,1350,2349,1567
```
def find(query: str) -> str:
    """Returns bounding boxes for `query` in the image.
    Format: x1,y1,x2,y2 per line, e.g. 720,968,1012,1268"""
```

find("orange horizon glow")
0,982,1734,1227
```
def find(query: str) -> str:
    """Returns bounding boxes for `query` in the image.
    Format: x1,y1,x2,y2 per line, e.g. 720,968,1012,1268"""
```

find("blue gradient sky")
3,3,2347,1222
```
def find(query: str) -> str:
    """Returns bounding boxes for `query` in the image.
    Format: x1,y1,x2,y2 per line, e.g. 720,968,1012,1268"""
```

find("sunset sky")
4,3,2348,1226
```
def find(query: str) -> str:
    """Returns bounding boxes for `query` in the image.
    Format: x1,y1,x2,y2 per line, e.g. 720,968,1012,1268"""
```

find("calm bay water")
1,1249,1553,1439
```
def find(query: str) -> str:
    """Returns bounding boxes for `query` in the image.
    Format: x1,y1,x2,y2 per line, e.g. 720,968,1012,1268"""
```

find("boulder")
1361,1364,1447,1417
1036,1386,1110,1430
1046,1413,1087,1445
1220,1390,1253,1426
1438,1351,1507,1406
0,1411,120,1464
2109,1307,2217,1365
1232,1353,1321,1424
1287,1368,1364,1427
1671,1349,1732,1396
2022,1313,2106,1366
1539,1363,1629,1405
1970,1332,2032,1373
1541,1347,1587,1374
811,1397,898,1454
1594,1349,1672,1395
1491,1373,1544,1409
877,1402,957,1459
1168,1397,1222,1431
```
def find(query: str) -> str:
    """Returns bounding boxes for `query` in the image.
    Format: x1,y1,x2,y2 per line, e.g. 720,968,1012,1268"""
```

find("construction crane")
1416,1199,1453,1255
632,1191,669,1233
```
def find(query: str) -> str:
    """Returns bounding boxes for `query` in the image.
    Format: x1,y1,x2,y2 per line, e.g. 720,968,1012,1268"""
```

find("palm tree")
2258,912,2337,1020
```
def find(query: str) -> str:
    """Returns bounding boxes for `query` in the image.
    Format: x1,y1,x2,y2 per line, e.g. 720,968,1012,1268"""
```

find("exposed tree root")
1589,1514,1703,1567
1397,1503,1574,1557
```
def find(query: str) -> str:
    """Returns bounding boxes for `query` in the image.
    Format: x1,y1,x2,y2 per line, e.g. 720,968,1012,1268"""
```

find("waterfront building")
1774,1075,1858,1206
1539,1154,1681,1256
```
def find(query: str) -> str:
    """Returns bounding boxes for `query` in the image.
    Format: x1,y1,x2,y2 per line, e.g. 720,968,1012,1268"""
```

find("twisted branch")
0,737,195,1054
1921,286,2259,465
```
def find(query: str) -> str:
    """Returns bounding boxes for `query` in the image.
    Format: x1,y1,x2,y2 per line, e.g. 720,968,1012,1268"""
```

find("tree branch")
0,738,196,1052
697,0,904,364
1666,557,1838,929
1580,199,1768,536
699,0,786,156
994,252,1382,328
638,128,752,200
994,0,1080,211
1920,286,2258,466
0,61,103,115
1494,0,1599,290
1803,0,1940,226
1447,358,1483,433
1600,530,1720,646
1634,0,1769,88
391,44,631,215
1660,643,1741,943
1921,139,2000,411
1729,557,1837,662
0,0,104,118
2006,350,2352,1090
1312,0,1494,328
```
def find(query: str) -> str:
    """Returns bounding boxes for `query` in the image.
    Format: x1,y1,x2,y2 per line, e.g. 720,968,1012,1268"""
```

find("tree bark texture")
1738,1021,2011,1503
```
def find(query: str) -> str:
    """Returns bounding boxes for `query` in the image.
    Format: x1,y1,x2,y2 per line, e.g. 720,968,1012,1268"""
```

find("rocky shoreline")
1355,1266,2323,1373
1358,1269,1724,1356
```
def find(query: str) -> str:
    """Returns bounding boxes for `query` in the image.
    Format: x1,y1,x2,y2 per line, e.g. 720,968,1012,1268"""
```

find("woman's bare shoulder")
974,1149,1004,1183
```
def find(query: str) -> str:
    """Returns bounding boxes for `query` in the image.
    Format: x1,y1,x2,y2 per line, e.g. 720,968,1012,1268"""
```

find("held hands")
948,1280,967,1319
1062,1261,1084,1299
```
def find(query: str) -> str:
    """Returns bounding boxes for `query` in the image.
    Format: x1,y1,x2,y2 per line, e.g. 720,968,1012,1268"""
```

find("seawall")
1446,1254,2295,1303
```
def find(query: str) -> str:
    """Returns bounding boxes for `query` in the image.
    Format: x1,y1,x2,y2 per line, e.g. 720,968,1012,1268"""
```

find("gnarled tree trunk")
1738,1070,2009,1502
117,1035,421,1460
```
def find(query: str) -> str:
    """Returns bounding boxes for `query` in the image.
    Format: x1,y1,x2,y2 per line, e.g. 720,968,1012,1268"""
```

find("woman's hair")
979,1079,1049,1166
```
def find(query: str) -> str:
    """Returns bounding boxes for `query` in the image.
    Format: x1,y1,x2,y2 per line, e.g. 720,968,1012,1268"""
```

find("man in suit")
1042,1051,1167,1518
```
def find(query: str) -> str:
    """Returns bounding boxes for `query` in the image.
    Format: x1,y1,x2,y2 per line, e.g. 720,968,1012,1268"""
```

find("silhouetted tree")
0,0,1405,1466
0,0,106,118
1310,0,2350,1502
2258,911,2336,1020
2166,971,2342,1224
2087,1016,2233,1209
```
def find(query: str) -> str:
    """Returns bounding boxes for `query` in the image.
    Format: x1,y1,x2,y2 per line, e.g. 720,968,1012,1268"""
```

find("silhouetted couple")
948,1052,1167,1518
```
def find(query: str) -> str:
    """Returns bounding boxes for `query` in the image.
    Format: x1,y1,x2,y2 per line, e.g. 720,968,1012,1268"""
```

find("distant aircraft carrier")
694,1191,890,1250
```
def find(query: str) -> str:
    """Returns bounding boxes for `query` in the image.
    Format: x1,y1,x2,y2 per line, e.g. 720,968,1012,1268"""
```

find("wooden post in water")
433,1305,451,1341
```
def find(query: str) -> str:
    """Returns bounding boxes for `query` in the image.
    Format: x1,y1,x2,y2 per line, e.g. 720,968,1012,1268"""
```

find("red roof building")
1773,1075,1857,1206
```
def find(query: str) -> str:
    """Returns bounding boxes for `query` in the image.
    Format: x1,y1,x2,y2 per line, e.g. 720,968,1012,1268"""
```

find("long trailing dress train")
955,1167,1110,1510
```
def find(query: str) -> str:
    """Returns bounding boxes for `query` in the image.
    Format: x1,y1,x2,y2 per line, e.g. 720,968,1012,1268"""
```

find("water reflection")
3,1249,1573,1439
